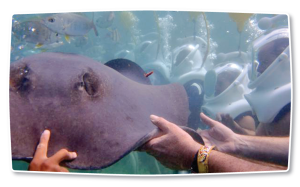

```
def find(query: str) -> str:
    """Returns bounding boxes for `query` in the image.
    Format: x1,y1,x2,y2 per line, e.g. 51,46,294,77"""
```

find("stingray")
9,52,203,170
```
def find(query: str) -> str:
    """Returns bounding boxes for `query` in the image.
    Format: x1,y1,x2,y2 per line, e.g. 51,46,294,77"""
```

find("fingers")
147,127,165,140
216,113,222,122
34,130,51,159
216,113,232,123
139,137,161,153
59,167,70,172
140,115,174,153
224,113,234,122
30,148,77,172
138,114,172,152
200,113,217,128
48,149,77,165
150,115,171,132
29,130,77,172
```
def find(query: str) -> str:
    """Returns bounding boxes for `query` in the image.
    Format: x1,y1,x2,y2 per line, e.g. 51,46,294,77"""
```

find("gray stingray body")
9,52,189,169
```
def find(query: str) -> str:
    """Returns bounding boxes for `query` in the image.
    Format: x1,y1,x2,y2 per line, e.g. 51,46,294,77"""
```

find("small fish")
106,28,120,43
73,36,89,47
12,21,61,48
95,11,115,29
42,13,99,37
144,71,154,77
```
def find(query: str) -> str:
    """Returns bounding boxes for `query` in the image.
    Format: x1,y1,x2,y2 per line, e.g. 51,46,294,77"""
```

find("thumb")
200,113,217,128
150,115,170,133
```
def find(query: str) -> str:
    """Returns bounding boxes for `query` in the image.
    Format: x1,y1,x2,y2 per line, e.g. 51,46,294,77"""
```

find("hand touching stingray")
29,130,77,172
10,53,189,169
140,115,202,170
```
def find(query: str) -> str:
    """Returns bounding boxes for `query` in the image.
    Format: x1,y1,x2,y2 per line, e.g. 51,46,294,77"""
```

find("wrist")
186,143,203,170
190,145,217,173
233,134,249,155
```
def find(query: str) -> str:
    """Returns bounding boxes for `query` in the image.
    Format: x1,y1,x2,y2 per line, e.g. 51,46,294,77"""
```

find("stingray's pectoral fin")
134,128,162,152
179,126,204,145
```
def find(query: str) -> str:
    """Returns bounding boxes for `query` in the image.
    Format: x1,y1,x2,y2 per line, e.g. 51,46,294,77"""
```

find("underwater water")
10,11,290,174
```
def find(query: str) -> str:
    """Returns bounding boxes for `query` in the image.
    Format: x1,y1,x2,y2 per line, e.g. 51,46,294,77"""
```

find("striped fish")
106,28,120,43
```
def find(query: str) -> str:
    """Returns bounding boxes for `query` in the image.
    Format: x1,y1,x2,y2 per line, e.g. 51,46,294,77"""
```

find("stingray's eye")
80,81,84,87
82,72,99,96
10,64,31,93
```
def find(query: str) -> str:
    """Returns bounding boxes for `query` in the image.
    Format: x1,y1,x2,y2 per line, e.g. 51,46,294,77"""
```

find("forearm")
208,150,287,173
234,135,289,166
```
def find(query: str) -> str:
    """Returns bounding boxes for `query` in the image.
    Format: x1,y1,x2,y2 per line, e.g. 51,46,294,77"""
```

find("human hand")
140,115,202,170
29,130,77,172
198,113,240,154
216,113,256,135
216,113,237,130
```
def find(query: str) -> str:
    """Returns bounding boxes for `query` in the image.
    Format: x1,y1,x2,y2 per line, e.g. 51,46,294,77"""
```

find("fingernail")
42,130,50,136
150,115,159,123
71,152,77,159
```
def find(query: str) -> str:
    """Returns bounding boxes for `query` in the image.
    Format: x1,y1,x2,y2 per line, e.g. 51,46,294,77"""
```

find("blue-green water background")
10,11,284,174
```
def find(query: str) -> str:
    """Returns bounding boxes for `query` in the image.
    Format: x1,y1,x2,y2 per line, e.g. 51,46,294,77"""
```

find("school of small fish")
12,20,62,48
11,11,250,68
12,12,118,49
